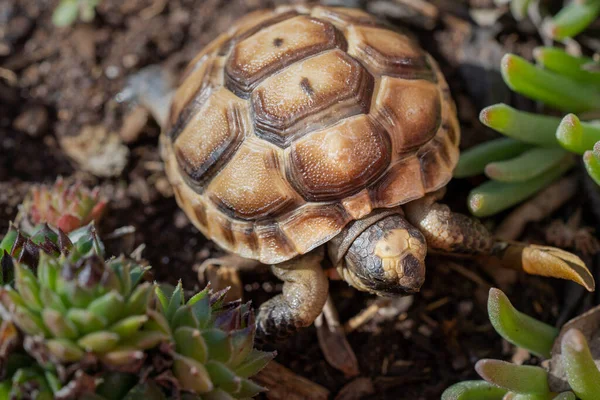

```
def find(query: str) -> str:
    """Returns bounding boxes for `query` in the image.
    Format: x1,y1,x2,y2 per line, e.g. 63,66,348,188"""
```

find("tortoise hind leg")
404,190,594,291
119,65,175,128
256,249,329,342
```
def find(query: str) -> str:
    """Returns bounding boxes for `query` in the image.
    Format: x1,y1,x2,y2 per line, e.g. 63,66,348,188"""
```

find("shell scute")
280,203,350,255
347,25,434,80
205,138,301,220
287,114,390,202
252,49,374,147
373,77,441,154
225,15,346,97
311,6,379,27
173,88,248,188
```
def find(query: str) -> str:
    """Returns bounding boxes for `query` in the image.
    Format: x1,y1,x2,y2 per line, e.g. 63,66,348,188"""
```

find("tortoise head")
332,213,427,296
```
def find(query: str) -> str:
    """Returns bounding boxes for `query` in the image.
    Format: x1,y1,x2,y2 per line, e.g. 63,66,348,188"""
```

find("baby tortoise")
124,5,594,341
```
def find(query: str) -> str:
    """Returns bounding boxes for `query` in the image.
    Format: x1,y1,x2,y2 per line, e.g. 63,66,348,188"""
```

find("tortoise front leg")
403,190,494,254
256,249,329,342
404,190,595,291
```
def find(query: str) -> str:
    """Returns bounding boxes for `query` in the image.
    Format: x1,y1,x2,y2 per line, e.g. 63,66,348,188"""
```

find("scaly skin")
255,249,329,342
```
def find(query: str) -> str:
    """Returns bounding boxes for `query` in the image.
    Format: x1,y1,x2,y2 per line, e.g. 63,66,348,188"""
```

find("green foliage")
487,288,558,358
53,0,100,27
442,380,508,400
456,2,600,216
442,289,600,400
561,329,600,400
0,225,273,399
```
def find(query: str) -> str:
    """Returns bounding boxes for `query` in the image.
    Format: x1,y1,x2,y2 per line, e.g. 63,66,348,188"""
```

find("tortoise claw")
488,242,595,292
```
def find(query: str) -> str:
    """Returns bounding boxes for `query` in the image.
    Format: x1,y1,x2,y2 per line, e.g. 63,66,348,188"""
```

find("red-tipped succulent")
17,177,107,234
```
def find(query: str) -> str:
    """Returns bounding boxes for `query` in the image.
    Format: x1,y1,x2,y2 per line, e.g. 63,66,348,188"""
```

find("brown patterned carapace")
161,5,460,264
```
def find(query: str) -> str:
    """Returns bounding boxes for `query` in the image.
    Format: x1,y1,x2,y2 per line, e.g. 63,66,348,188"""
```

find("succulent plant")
0,224,274,399
16,177,106,235
442,288,600,400
53,0,100,27
455,2,600,217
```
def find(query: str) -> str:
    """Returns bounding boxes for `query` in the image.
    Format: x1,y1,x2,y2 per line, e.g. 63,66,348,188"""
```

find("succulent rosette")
16,177,107,234
0,224,274,399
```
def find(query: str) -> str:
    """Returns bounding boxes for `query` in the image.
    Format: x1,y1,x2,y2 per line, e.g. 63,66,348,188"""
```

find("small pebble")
13,106,48,137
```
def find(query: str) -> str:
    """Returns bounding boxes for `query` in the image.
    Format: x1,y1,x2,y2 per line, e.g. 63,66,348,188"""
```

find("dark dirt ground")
1,0,599,399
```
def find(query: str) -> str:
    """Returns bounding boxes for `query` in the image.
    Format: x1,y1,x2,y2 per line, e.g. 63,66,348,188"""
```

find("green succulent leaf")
172,304,200,330
556,114,600,155
441,380,508,400
205,361,242,394
165,282,184,324
52,0,79,27
554,393,577,400
121,330,169,351
237,378,268,398
46,338,85,362
501,54,600,113
15,262,43,311
173,354,214,394
484,147,569,183
66,308,107,335
583,144,600,185
487,288,558,358
475,359,550,394
125,283,152,316
109,315,148,338
561,328,600,400
87,292,125,325
454,138,533,178
534,47,600,86
510,0,531,20
77,331,120,353
12,305,48,336
174,326,208,364
202,329,233,364
479,104,562,147
542,0,600,40
94,372,139,400
468,157,574,217
42,308,79,339
233,349,276,378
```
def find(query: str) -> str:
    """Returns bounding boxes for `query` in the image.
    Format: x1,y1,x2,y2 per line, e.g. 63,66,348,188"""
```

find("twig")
254,361,330,400
344,298,391,333
315,295,360,377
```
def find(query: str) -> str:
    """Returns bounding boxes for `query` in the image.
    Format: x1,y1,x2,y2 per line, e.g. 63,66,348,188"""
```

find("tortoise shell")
161,5,460,264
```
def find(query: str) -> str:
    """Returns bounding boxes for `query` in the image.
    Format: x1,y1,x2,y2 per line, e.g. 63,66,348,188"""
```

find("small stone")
122,54,139,69
105,65,120,79
13,106,48,137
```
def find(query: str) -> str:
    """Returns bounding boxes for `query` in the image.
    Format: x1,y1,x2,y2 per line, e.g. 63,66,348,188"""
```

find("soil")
1,1,599,399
